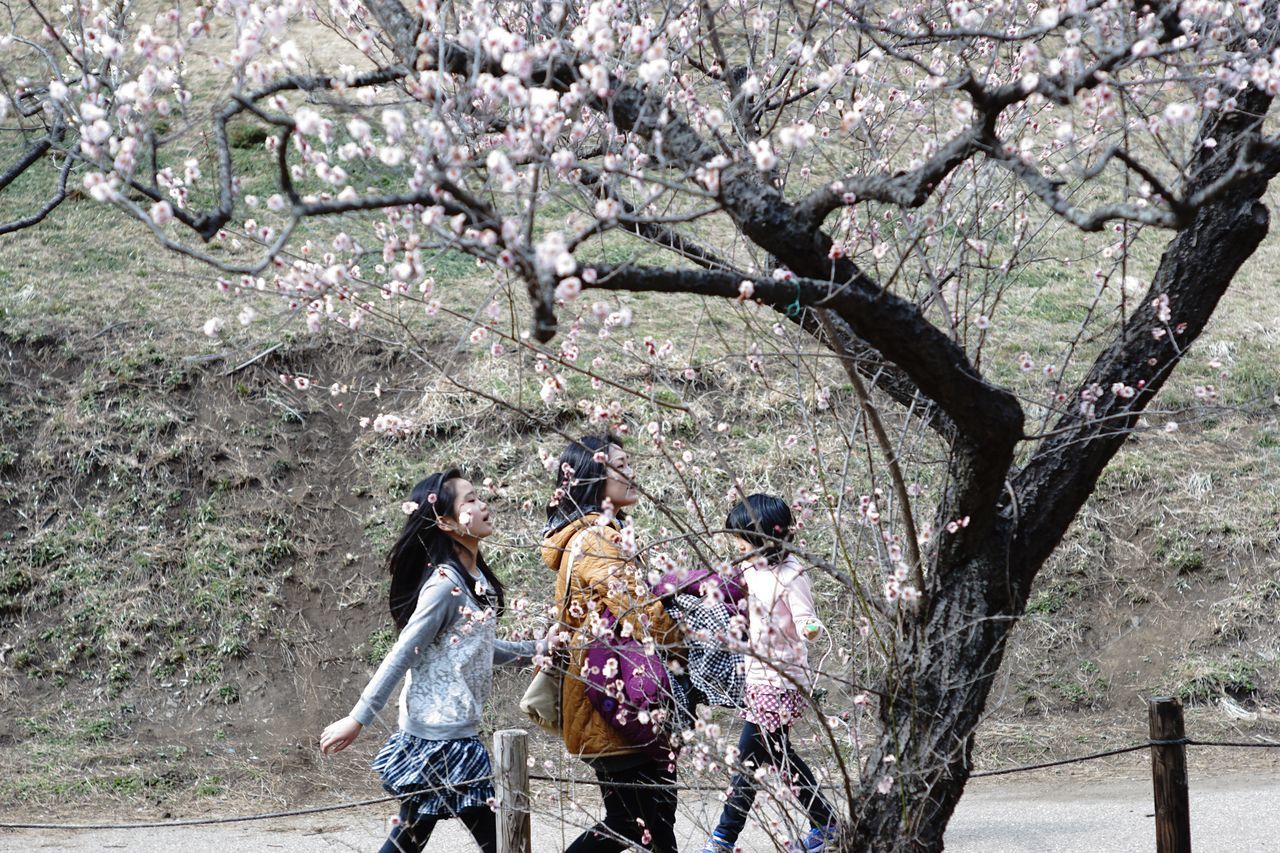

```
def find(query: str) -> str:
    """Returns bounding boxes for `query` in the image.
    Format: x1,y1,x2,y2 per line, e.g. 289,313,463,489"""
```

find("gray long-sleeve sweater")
350,563,535,741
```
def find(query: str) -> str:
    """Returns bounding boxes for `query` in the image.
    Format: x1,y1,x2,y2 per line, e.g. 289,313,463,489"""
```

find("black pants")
564,758,678,853
712,721,834,843
378,800,497,853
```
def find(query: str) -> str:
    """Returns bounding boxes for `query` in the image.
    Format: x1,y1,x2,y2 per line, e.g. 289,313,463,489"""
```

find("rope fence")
2,736,1275,832
0,778,493,831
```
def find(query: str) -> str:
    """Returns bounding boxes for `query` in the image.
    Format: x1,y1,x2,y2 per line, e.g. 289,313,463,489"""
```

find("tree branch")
1012,78,1277,580
572,165,735,271
360,0,421,67
818,309,926,598
990,143,1183,231
0,133,53,193
0,151,71,236
583,262,1023,559
795,128,982,228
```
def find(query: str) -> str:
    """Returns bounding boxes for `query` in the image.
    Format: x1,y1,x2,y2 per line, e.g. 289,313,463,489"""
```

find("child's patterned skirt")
372,732,495,819
741,684,806,732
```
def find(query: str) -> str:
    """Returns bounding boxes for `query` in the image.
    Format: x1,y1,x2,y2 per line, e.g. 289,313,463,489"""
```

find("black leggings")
712,721,834,844
378,800,497,853
564,758,678,853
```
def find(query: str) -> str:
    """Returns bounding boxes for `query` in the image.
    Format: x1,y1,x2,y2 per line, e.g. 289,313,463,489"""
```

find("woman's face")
601,444,638,508
441,478,493,540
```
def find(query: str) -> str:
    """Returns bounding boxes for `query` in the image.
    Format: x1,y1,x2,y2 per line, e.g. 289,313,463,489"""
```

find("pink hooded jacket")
742,554,821,690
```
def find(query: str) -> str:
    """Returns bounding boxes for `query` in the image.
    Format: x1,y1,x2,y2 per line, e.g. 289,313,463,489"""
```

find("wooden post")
494,728,531,853
1149,696,1192,853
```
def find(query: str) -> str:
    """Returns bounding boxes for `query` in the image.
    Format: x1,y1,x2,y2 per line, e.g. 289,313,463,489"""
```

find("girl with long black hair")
320,469,535,853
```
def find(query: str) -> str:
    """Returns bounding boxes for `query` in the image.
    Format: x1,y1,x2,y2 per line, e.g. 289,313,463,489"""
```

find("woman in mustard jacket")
542,434,682,852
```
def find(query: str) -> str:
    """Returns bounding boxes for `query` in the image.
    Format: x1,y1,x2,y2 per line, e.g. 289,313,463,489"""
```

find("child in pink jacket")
702,494,838,853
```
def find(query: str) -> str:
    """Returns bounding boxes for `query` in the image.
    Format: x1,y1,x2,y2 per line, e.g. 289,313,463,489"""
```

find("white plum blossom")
555,277,583,302
381,109,407,141
85,120,112,144
749,139,777,171
4,3,1278,834
539,374,565,404
637,58,669,85
294,107,324,136
149,200,174,226
778,122,816,150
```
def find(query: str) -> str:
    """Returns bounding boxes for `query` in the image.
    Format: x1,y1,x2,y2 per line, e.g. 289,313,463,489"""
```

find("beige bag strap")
552,531,581,637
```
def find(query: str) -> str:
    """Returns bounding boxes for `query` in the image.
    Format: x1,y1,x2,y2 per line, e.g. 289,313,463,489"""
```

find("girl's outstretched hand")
319,716,363,754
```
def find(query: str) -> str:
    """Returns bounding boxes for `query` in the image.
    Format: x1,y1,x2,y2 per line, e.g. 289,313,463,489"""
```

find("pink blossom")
1163,102,1196,125
1152,293,1172,323
293,107,323,136
149,200,174,226
748,139,777,171
381,109,407,141
555,277,583,302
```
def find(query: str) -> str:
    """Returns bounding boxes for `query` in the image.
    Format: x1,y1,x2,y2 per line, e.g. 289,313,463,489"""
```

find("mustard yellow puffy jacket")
540,514,682,759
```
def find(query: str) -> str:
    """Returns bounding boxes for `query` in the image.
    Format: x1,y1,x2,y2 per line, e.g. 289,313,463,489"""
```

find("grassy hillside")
2,131,1279,818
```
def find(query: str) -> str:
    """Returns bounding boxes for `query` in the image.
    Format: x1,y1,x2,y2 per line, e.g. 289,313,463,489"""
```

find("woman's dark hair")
725,493,794,562
545,433,625,533
386,468,505,630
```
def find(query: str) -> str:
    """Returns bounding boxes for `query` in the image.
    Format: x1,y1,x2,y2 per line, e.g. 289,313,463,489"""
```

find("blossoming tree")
4,0,1280,848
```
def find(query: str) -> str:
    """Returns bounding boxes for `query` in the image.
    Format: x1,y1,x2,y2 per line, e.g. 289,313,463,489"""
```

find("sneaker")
700,833,735,853
786,823,840,852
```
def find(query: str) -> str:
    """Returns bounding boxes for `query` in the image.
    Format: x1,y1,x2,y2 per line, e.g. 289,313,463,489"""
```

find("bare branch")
0,151,71,236
795,128,982,228
360,0,421,67
0,132,53,192
572,165,735,270
1013,78,1278,572
584,263,1020,443
990,143,1183,231
817,309,926,598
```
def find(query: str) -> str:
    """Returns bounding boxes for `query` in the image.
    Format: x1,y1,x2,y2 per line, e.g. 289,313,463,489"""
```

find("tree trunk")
847,537,1031,852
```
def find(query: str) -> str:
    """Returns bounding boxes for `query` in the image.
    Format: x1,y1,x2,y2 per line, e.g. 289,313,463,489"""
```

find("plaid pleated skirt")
372,732,495,818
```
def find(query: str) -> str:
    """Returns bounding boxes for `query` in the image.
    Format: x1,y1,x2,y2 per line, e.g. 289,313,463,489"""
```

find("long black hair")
386,468,505,631
725,493,794,562
545,433,625,533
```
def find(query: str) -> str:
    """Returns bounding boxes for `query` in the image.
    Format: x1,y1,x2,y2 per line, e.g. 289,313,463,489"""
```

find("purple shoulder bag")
581,608,671,755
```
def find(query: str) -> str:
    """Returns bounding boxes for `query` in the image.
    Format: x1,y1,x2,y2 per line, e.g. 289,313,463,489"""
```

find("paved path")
3,773,1278,851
